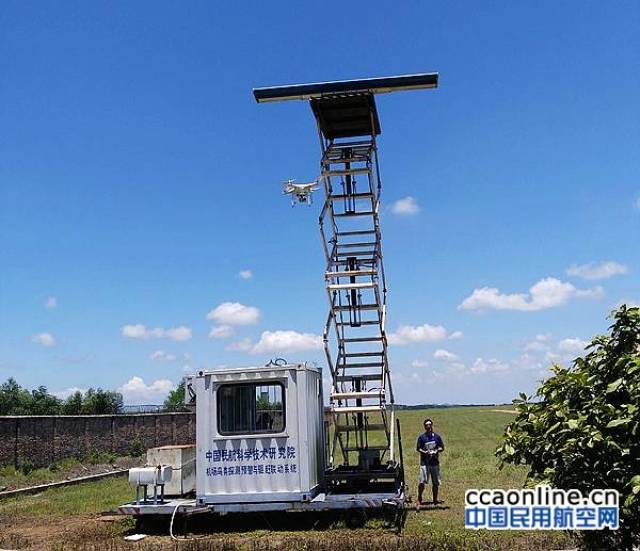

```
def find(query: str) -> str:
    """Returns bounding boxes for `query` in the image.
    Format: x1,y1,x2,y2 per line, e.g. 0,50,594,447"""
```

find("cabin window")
217,382,285,435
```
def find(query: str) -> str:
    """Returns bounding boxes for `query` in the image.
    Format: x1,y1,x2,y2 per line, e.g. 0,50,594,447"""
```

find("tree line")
0,378,123,415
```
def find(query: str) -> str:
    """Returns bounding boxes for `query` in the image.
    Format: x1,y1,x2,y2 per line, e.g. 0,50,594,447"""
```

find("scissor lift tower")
254,73,438,490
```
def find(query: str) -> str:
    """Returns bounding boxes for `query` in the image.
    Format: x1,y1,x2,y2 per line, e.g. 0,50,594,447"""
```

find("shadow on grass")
419,505,451,512
135,509,388,536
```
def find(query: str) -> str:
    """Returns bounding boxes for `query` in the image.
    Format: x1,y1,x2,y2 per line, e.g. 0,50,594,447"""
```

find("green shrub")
497,305,640,550
26,467,53,481
85,451,118,465
128,438,146,458
0,465,19,478
50,457,80,472
20,461,35,475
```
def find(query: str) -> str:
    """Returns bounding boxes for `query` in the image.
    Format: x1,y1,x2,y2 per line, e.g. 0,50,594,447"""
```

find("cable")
169,501,212,542
266,357,287,367
169,502,187,541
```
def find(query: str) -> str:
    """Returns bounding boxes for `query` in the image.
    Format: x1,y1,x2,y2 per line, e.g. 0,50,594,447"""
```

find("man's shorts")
419,464,441,485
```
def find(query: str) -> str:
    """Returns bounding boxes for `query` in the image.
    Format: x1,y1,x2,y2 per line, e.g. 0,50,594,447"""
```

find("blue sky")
1,1,638,404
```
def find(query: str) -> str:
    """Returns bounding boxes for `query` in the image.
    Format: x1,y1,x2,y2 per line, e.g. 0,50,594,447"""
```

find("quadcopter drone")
283,178,319,206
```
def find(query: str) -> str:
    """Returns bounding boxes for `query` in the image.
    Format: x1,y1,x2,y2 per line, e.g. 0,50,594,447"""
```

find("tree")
256,394,280,411
0,379,61,415
0,380,123,415
0,378,31,415
81,388,123,414
29,386,62,415
63,391,84,415
496,305,640,550
164,381,185,411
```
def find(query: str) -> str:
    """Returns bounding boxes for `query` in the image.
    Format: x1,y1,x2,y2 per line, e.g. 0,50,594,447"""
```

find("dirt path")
0,512,126,549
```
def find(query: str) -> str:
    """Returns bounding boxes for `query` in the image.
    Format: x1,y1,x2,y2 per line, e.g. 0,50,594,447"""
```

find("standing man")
416,418,444,509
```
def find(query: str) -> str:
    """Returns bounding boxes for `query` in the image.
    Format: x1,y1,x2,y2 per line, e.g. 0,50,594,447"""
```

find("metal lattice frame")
317,116,395,469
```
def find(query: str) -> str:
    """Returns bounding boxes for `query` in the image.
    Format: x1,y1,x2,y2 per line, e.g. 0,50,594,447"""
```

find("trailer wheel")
344,508,367,529
134,514,163,533
382,504,396,527
395,507,408,534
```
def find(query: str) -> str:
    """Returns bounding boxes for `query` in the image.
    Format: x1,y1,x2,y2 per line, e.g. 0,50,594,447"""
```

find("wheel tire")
344,508,367,529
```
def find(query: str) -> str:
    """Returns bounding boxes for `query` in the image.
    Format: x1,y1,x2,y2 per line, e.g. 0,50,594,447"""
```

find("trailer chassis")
119,486,408,532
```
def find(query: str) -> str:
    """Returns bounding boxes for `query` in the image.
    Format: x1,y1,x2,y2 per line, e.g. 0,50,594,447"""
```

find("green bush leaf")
606,418,631,428
606,378,623,394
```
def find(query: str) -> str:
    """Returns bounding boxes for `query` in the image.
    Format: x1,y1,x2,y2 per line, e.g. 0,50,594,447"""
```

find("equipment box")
146,444,196,496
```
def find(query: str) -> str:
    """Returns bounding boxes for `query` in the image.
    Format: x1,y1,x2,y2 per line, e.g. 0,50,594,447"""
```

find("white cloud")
121,324,147,339
411,359,429,369
150,350,177,362
52,386,86,399
545,351,562,362
448,331,464,340
390,196,420,215
207,302,260,326
524,341,547,352
514,353,545,372
209,325,234,339
524,333,552,352
251,330,323,354
45,296,57,309
557,337,589,353
566,261,628,281
429,362,467,380
470,358,510,374
119,376,175,404
239,269,253,280
181,352,193,373
165,327,192,341
433,349,459,362
428,357,510,377
121,324,192,341
226,338,253,352
635,195,640,210
32,332,56,347
521,335,591,368
449,362,467,373
387,324,453,345
459,277,603,312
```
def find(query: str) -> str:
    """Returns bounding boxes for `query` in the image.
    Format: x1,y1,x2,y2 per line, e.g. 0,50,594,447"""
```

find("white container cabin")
191,362,325,506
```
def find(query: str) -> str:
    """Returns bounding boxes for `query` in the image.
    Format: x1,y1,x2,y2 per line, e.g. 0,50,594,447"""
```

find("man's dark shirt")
416,431,444,466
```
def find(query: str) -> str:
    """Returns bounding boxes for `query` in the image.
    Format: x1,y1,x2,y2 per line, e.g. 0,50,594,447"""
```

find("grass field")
0,453,142,492
0,407,574,550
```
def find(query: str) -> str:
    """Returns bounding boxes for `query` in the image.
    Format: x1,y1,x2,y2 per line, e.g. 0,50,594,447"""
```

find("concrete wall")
0,413,195,468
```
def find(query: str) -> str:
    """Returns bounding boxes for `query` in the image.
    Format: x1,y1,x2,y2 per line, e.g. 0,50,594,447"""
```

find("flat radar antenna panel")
254,72,438,488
